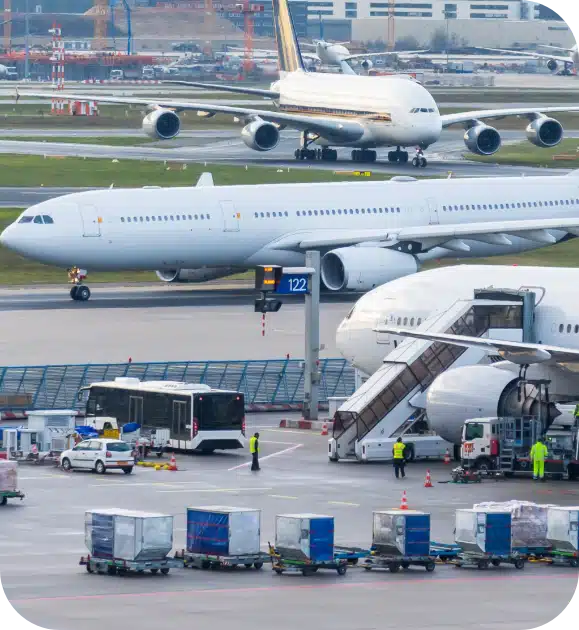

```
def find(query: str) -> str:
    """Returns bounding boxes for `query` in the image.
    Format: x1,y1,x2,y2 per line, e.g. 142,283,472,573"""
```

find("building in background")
223,0,308,37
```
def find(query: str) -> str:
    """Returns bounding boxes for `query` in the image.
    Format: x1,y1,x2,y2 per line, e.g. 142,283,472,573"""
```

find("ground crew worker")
574,404,579,420
530,437,548,481
392,437,406,479
250,432,260,471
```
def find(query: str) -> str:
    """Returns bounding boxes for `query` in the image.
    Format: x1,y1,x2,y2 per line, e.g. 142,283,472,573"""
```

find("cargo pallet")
363,554,436,572
454,552,525,570
175,550,270,570
269,547,348,576
0,490,24,505
80,554,183,576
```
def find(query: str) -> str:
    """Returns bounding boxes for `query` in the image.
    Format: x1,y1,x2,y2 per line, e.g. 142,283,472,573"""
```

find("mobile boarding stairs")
329,289,537,462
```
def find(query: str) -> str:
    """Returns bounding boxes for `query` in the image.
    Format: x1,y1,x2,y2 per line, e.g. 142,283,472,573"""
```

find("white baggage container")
0,460,17,492
547,507,579,553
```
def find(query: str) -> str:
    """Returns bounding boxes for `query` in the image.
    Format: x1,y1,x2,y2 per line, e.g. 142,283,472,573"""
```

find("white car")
60,439,134,474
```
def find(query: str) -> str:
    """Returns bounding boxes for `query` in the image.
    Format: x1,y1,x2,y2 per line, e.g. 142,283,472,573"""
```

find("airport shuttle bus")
77,378,247,453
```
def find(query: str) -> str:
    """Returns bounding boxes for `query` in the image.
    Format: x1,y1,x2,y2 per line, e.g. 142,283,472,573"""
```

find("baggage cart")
430,541,462,561
453,551,526,570
544,549,579,568
0,490,24,505
363,553,436,573
333,545,371,565
269,544,348,576
175,549,270,570
80,553,183,576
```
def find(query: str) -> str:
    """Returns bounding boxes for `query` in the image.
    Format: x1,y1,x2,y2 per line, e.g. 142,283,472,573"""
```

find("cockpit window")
42,215,54,224
18,216,33,223
33,215,43,224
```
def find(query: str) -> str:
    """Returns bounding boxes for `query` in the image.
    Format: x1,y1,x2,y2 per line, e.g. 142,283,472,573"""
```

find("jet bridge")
329,289,536,462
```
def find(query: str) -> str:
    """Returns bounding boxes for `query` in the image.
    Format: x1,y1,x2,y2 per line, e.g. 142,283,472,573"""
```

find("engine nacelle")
464,124,501,156
361,59,374,71
142,108,181,140
321,247,418,292
427,365,559,445
241,119,280,152
526,117,563,148
547,59,559,73
156,267,241,283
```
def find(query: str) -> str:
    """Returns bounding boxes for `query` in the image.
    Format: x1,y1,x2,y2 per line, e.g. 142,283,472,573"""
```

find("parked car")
60,439,134,474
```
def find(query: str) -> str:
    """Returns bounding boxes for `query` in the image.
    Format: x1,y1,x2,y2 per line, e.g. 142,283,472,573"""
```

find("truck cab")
461,418,500,471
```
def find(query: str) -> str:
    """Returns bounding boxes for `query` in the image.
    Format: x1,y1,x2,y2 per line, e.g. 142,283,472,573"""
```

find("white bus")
78,378,246,454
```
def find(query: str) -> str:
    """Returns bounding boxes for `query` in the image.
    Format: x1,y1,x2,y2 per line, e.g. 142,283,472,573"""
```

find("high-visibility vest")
574,404,579,418
393,442,405,459
530,442,548,461
249,436,259,454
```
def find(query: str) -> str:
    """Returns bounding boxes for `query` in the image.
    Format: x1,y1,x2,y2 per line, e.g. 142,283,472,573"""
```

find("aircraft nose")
1,224,27,256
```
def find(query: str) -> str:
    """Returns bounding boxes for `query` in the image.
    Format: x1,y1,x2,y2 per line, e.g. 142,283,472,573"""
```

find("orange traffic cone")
320,423,329,436
169,454,178,471
444,449,451,465
399,490,409,510
424,469,433,488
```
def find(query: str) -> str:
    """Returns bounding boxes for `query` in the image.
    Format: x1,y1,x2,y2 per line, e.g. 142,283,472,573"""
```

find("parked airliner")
3,172,579,301
483,44,579,75
17,0,579,166
336,265,579,444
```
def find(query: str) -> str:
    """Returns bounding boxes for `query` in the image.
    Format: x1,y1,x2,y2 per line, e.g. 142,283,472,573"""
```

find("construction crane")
93,0,108,50
387,0,395,52
110,0,132,55
237,2,263,78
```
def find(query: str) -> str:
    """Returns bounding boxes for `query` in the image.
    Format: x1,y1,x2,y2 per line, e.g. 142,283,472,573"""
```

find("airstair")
329,290,536,462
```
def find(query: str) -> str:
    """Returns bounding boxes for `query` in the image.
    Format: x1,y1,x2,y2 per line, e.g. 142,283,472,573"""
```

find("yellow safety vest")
249,436,259,454
530,442,548,461
393,442,405,459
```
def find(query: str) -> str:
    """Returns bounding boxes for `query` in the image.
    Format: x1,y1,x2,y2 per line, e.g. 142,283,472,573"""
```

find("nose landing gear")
412,148,428,168
68,267,91,302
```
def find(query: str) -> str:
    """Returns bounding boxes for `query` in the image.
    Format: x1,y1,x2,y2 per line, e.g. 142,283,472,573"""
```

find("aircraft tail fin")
272,0,306,75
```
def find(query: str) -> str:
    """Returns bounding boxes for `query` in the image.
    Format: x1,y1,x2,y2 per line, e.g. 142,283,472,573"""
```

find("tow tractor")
460,381,579,480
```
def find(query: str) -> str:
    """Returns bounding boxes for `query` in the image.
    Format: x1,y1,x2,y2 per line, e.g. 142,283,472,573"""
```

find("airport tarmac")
1,430,577,630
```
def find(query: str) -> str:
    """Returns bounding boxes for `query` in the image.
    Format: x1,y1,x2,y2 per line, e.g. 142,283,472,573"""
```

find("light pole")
445,11,450,70
24,0,30,79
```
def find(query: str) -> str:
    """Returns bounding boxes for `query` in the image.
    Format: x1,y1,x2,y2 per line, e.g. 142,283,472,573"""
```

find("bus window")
195,393,244,430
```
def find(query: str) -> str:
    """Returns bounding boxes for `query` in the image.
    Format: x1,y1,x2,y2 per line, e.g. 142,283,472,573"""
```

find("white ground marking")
227,444,303,471
157,487,273,494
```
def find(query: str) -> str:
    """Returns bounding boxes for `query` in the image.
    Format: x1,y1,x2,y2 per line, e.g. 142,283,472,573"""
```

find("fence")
0,359,356,413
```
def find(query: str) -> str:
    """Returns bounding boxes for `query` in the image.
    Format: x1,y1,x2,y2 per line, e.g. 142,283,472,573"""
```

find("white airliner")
482,44,579,75
336,264,579,446
3,172,579,301
16,0,579,167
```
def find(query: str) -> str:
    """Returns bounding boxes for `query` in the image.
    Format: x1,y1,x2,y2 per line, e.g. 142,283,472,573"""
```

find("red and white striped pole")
50,24,65,115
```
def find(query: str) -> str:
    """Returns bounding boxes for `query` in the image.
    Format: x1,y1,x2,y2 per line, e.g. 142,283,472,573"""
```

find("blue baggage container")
276,514,334,563
186,506,261,556
373,510,431,557
455,509,512,555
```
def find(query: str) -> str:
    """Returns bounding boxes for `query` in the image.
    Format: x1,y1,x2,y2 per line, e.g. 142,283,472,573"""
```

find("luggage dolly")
268,544,348,576
430,541,462,564
544,550,579,568
333,545,371,565
0,490,24,506
174,550,270,571
80,554,184,576
363,553,436,573
453,552,526,570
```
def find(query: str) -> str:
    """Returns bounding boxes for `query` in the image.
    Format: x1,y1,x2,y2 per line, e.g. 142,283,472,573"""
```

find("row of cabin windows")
559,324,579,334
253,208,402,219
120,214,211,223
396,316,422,327
443,199,579,212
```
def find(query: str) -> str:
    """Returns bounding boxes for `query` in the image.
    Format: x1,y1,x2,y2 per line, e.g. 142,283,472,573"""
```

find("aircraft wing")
16,90,365,142
268,217,579,251
441,106,579,128
344,49,429,61
373,327,579,367
162,80,279,99
479,47,572,64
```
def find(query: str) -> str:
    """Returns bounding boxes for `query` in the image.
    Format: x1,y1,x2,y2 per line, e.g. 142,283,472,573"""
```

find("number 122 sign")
275,274,310,295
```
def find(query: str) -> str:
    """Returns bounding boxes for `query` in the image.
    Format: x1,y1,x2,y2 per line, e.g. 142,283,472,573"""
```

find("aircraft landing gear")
351,149,377,163
68,267,91,302
388,148,409,163
294,132,338,162
412,148,428,168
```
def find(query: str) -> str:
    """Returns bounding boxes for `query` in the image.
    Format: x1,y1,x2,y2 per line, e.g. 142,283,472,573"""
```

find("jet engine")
547,59,559,74
426,365,560,445
361,59,374,72
526,117,564,148
142,108,181,140
321,247,418,292
241,119,280,152
156,267,242,283
463,124,502,156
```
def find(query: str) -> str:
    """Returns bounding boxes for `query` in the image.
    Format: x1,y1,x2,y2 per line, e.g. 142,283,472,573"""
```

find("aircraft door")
427,197,439,225
220,200,240,232
79,204,102,237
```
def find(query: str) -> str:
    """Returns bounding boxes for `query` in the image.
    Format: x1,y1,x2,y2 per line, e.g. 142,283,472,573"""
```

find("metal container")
85,509,173,562
455,509,512,555
547,506,579,553
373,510,431,557
186,506,261,556
0,461,17,492
275,514,334,563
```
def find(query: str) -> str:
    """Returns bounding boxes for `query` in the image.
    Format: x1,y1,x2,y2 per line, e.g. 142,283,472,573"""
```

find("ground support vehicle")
80,554,183,576
363,553,436,573
453,551,526,570
269,547,348,576
0,490,24,505
175,550,270,570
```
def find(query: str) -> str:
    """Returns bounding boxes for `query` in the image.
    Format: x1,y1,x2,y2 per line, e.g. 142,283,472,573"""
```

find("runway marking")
327,501,360,507
260,440,300,445
88,481,209,488
261,429,324,437
157,487,273,494
11,573,576,604
268,494,298,500
227,444,303,471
